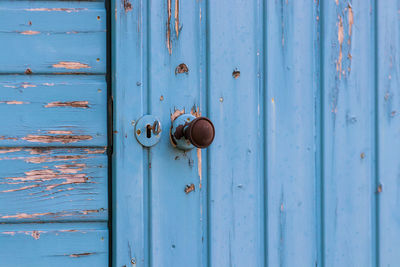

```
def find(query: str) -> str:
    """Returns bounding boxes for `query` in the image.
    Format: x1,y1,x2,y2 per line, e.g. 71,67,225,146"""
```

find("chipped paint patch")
175,63,188,74
20,30,40,35
25,8,87,13
166,0,172,54
348,5,354,37
84,148,107,154
24,155,88,164
22,135,92,144
0,101,28,105
0,136,18,141
69,252,94,258
46,130,73,135
1,212,53,219
232,70,241,79
58,229,79,233
337,16,344,77
31,230,41,240
52,62,91,70
81,209,100,215
45,101,89,108
124,0,132,12
21,83,37,88
171,108,185,121
1,230,44,239
190,106,201,118
46,175,88,190
377,184,383,193
2,167,89,192
42,83,55,86
175,0,180,38
0,209,100,219
55,163,86,174
6,169,60,181
1,184,40,193
184,184,195,194
0,148,22,154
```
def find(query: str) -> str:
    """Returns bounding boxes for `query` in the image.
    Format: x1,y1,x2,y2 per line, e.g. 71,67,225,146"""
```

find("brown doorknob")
184,117,215,148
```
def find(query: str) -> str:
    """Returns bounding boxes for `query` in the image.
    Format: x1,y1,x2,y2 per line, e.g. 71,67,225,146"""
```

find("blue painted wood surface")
0,148,108,223
0,75,107,147
0,1,106,74
0,1,108,266
1,0,400,266
322,1,376,266
113,0,400,266
112,0,148,265
266,1,320,266
208,1,264,266
377,0,400,265
0,222,108,266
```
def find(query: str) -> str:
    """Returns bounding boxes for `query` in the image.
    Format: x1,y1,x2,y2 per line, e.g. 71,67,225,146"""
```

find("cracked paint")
52,62,91,70
45,101,89,108
22,135,92,144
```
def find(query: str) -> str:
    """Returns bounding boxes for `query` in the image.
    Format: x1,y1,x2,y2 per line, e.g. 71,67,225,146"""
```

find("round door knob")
171,114,215,150
184,117,215,148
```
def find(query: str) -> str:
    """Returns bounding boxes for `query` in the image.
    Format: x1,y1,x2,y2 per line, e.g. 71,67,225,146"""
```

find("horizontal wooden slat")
0,1,106,74
0,75,107,147
0,148,108,222
8,0,105,3
0,222,108,266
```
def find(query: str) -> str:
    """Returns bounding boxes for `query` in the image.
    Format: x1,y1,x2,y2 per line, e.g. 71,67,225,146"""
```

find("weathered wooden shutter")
0,1,109,266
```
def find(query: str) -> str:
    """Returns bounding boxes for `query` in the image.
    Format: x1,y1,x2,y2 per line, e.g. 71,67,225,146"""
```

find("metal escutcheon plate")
135,115,162,147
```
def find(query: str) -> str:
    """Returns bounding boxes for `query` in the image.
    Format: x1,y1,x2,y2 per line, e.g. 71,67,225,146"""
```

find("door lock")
171,114,215,150
135,115,162,147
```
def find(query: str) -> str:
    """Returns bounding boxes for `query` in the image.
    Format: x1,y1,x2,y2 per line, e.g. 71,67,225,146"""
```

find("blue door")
112,0,400,266
1,0,400,266
0,1,109,266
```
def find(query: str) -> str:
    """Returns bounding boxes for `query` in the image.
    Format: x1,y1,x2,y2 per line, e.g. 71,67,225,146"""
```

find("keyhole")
146,124,152,138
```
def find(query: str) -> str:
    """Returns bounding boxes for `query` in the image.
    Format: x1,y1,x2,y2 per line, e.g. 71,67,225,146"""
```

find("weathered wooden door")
2,0,400,266
0,0,109,266
112,0,400,267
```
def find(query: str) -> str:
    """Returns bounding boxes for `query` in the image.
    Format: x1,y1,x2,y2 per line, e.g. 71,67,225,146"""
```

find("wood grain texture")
0,148,108,223
377,0,400,265
0,1,106,74
0,75,107,147
265,0,320,266
322,0,376,266
0,223,108,267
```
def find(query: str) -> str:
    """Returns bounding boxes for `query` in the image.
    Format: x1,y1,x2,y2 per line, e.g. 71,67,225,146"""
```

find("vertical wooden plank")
266,1,320,266
377,1,400,265
147,0,207,266
208,0,264,266
112,0,147,266
322,0,376,266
